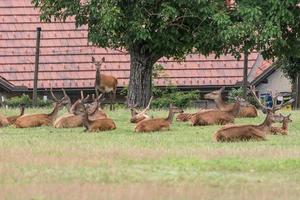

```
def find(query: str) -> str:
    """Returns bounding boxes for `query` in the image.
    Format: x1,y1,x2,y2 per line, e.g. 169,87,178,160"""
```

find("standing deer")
7,104,25,124
189,97,244,126
135,104,183,132
204,86,258,118
15,91,70,128
129,96,153,123
93,57,118,111
213,86,292,142
71,99,116,132
270,114,292,135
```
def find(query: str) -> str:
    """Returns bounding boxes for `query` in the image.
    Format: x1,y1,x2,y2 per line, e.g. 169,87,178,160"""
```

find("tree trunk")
127,48,159,108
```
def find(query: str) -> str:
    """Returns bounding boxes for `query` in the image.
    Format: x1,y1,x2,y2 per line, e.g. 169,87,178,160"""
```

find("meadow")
0,107,300,200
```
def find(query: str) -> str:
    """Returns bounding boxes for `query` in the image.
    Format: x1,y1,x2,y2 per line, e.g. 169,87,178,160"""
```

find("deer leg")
109,91,113,111
111,87,117,111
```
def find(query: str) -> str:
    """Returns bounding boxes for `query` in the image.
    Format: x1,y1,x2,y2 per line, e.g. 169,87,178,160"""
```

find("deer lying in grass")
214,110,283,142
270,114,292,135
54,91,90,128
86,94,107,120
93,57,118,111
71,99,116,132
213,86,290,142
135,104,183,132
129,96,153,123
0,113,9,127
204,86,258,118
176,112,196,122
7,104,25,124
189,97,243,126
15,91,69,128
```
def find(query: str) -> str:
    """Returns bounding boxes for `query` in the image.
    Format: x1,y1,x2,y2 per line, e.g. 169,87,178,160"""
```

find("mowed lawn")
0,107,300,200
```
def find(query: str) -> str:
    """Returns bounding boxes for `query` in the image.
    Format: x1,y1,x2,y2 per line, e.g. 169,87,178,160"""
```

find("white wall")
256,70,292,96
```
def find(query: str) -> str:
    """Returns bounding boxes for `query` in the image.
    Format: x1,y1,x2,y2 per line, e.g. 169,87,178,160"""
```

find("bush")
152,86,199,108
227,87,259,107
4,94,51,107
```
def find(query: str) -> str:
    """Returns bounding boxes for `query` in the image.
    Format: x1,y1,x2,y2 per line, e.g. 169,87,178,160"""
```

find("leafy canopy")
32,0,230,58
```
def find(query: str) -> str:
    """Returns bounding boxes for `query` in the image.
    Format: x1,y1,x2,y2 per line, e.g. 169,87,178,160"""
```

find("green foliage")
4,94,51,107
216,0,300,59
278,57,300,83
152,86,199,108
228,87,258,107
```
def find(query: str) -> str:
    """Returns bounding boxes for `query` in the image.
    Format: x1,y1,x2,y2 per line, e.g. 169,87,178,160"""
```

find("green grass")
0,107,300,200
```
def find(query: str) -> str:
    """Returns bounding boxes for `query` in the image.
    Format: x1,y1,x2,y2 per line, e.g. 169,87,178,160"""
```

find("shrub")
4,94,51,107
152,86,199,108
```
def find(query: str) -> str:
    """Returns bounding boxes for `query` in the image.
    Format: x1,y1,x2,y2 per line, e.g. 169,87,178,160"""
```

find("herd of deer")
0,56,294,142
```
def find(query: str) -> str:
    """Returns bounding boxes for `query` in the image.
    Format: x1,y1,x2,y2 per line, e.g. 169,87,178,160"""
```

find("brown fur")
93,57,118,111
0,113,9,127
7,104,25,124
270,114,292,135
176,112,195,122
72,100,116,132
129,97,153,123
135,104,183,133
189,99,242,126
204,87,258,118
214,111,283,142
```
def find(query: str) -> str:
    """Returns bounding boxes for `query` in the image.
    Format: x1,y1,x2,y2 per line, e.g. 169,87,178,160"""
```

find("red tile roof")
0,0,272,90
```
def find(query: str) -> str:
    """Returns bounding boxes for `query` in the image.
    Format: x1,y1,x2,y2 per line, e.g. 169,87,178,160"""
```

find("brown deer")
176,112,196,122
54,91,91,128
15,92,69,128
0,113,9,127
93,57,118,111
135,104,183,132
204,87,258,118
189,97,244,126
71,99,116,132
270,114,292,135
7,104,25,124
213,86,292,142
86,94,107,120
214,110,284,142
129,96,153,123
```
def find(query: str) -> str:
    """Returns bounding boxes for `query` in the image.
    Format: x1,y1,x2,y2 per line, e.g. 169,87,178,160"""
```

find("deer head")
50,88,72,112
92,56,105,70
204,86,225,100
86,94,103,115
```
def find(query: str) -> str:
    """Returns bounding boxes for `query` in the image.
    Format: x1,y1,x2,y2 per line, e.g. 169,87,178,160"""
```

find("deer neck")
47,104,60,121
214,95,227,109
166,109,175,124
228,101,240,117
81,111,91,129
282,121,289,130
257,114,273,132
19,107,24,116
95,66,101,85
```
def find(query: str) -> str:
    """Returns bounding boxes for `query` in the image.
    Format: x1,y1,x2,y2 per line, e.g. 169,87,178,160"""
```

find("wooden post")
243,50,249,98
33,27,41,107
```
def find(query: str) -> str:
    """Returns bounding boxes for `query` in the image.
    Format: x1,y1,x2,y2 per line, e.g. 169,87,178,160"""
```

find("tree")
213,0,300,98
31,0,230,107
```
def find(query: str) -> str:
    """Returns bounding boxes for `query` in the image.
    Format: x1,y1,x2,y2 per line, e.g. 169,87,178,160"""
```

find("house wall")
256,70,292,96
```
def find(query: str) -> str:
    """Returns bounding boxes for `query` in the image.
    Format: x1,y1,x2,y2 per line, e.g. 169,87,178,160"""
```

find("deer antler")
219,86,225,93
80,91,84,99
248,86,268,111
138,96,153,115
95,94,103,102
62,88,68,97
50,87,59,102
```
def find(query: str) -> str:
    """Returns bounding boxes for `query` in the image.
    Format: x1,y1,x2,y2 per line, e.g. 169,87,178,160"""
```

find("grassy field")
0,107,300,200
